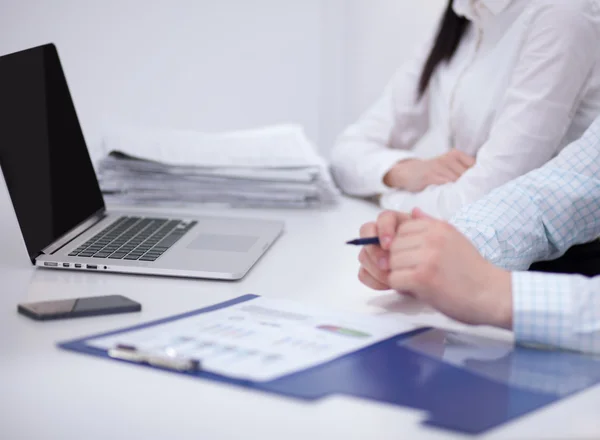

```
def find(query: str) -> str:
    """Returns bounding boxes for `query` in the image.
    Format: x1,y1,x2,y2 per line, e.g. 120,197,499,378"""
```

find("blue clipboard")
58,294,600,435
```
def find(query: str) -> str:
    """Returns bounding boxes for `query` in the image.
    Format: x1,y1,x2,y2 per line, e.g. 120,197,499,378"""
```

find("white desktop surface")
1,197,599,440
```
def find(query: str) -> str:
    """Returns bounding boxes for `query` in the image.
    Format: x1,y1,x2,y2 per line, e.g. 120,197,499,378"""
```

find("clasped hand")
357,209,513,329
384,150,476,192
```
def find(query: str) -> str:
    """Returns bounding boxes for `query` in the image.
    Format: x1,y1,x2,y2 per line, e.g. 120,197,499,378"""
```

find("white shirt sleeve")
329,40,432,196
512,271,600,355
381,2,600,219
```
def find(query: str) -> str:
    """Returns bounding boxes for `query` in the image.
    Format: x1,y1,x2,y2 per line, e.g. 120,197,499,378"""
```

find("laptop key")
56,217,191,265
156,233,184,248
139,256,157,261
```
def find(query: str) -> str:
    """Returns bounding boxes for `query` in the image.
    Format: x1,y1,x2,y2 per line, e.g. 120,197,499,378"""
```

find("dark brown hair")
418,0,470,98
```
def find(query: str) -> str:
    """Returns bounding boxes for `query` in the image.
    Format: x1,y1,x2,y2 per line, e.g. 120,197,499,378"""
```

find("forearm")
512,272,600,355
471,268,600,355
330,139,416,196
450,175,560,270
331,37,432,197
379,158,529,221
380,133,563,222
480,267,513,330
453,165,600,270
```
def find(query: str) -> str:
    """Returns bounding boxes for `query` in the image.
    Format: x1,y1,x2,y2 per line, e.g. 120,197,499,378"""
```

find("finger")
376,211,409,250
428,173,455,186
443,156,473,179
359,268,390,291
365,244,390,271
411,208,435,220
443,156,470,178
387,234,422,252
359,221,377,238
387,269,421,295
453,150,476,168
397,290,417,298
411,209,452,234
360,219,391,268
358,248,390,284
395,219,432,239
389,247,424,271
432,163,458,181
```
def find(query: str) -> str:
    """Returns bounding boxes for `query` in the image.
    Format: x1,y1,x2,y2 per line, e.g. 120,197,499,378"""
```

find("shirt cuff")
512,271,574,350
363,149,416,195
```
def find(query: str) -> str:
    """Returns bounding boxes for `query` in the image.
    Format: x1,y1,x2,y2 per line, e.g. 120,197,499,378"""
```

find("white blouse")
330,0,600,219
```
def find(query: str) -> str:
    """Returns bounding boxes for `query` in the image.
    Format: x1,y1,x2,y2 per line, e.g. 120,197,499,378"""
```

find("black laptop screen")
0,44,105,262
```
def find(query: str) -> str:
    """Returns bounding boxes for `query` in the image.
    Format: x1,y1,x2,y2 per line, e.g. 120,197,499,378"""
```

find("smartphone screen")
18,295,141,320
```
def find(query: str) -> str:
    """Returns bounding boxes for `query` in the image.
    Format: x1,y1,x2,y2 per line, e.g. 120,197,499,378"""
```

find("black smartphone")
17,295,141,321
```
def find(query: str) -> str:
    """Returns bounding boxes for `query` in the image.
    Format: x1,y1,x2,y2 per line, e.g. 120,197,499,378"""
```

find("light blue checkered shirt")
450,115,600,354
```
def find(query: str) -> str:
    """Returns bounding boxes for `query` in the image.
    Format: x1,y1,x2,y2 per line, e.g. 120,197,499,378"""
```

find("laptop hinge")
40,209,107,256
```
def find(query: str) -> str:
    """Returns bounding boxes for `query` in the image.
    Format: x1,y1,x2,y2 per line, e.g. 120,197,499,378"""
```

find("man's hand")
357,210,410,291
384,150,475,192
387,208,513,329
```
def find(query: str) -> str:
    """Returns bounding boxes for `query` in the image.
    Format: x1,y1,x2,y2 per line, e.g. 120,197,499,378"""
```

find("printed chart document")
87,297,414,382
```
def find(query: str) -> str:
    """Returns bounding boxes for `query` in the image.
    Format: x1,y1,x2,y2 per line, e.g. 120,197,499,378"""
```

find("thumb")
411,208,434,220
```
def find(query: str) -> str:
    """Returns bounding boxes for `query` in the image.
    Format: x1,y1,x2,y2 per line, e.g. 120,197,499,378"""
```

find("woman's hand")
384,150,475,192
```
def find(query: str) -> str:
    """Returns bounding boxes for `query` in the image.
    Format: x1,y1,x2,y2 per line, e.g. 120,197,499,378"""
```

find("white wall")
0,0,445,157
343,0,445,123
0,0,325,159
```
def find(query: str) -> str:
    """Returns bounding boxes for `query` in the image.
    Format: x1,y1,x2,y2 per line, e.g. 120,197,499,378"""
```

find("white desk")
1,197,599,440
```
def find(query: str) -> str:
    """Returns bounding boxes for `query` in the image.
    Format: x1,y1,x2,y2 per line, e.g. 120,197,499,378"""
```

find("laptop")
0,43,284,280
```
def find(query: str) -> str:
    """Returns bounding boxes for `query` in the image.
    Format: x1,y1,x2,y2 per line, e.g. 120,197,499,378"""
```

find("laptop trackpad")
186,234,258,252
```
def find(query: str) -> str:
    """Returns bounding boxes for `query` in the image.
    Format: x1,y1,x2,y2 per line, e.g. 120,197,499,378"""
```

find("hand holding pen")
347,210,413,291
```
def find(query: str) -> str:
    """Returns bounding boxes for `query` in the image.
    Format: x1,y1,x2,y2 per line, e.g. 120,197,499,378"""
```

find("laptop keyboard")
68,216,197,262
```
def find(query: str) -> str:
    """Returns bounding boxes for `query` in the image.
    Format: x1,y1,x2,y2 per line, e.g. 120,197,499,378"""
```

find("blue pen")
346,237,380,246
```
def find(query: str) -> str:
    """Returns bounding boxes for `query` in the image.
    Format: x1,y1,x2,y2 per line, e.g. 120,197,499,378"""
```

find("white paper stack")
96,124,340,208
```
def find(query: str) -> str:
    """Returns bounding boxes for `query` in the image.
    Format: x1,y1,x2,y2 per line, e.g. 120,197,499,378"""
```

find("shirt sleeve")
329,40,432,196
450,115,600,270
380,2,600,219
512,271,600,355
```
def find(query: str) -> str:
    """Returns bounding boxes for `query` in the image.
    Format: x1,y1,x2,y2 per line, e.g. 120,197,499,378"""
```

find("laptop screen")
0,44,105,262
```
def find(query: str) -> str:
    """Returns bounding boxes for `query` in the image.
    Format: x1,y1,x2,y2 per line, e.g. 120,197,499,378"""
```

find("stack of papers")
96,125,340,208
